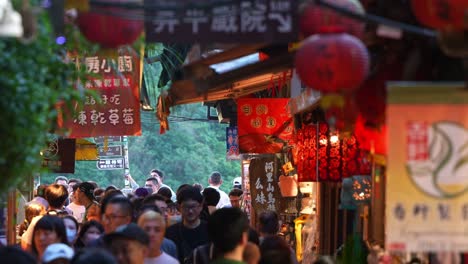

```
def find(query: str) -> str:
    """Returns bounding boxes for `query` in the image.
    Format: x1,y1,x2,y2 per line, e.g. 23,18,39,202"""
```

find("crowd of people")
2,170,302,264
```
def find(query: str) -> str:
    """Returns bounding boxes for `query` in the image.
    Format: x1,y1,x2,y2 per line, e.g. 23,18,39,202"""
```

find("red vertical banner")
406,121,429,161
62,48,141,138
237,98,293,154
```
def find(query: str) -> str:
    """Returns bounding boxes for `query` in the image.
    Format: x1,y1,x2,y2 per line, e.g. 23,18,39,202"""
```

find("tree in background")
42,107,240,193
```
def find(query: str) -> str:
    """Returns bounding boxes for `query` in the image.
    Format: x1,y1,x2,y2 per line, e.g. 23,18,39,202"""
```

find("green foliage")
41,106,240,193
0,14,87,191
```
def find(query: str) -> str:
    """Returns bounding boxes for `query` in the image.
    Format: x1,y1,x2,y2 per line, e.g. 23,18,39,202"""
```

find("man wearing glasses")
88,195,133,247
165,186,209,263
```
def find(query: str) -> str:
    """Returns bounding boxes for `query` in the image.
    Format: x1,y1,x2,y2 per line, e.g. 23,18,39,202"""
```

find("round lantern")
299,0,365,38
411,0,468,30
77,1,143,48
295,33,369,94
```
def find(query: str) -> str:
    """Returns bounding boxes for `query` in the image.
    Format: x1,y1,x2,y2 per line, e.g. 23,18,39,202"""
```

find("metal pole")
123,136,130,188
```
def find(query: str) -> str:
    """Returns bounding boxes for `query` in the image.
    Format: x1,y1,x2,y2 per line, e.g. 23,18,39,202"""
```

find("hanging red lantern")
299,0,365,38
295,123,371,182
410,0,468,30
295,33,369,94
354,115,387,155
76,1,143,48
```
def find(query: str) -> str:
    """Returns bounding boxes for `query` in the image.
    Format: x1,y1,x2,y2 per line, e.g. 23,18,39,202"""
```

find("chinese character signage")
144,0,298,43
97,158,125,170
41,136,76,173
386,83,468,252
237,98,293,154
226,127,241,160
61,48,141,138
249,156,281,214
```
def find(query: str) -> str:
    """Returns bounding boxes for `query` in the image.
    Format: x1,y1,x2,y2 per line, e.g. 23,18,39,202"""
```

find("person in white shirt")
66,185,85,223
206,171,231,209
138,210,179,264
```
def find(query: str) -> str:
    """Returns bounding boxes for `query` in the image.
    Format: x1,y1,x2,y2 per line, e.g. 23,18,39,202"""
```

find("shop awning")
166,44,296,105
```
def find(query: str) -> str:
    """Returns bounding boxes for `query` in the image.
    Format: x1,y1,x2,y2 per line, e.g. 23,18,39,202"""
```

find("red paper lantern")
295,33,369,94
77,1,143,48
299,0,365,38
295,123,371,182
411,0,468,30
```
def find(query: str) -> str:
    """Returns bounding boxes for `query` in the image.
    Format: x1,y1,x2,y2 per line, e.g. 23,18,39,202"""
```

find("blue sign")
226,127,241,160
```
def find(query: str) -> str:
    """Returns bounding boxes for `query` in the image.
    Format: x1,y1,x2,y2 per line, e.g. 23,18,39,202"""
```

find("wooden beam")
169,51,295,105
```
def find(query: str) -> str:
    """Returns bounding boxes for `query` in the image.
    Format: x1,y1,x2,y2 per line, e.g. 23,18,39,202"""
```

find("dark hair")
259,236,292,264
94,188,105,203
143,193,167,206
0,245,36,264
104,185,117,193
100,190,125,216
68,178,82,185
258,211,279,235
145,177,159,186
208,207,249,254
55,176,69,184
176,184,191,195
157,187,172,201
36,184,48,198
88,181,99,189
229,188,244,197
177,186,204,204
75,220,104,248
150,169,165,180
45,184,68,209
193,183,204,192
71,248,117,264
202,187,220,206
131,197,145,220
105,196,133,217
209,171,222,185
32,215,68,256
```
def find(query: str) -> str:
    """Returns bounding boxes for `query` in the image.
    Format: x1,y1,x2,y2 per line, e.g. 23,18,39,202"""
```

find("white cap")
42,243,74,263
233,177,242,186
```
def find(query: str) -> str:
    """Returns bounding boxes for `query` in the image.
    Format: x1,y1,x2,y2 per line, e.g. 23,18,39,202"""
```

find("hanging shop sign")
386,82,468,252
98,145,123,157
60,48,141,138
226,126,241,160
144,0,298,43
97,157,125,170
249,155,282,214
41,136,76,173
237,98,293,154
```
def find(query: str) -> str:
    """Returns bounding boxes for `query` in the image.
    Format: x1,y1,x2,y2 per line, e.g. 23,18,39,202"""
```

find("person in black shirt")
165,186,209,263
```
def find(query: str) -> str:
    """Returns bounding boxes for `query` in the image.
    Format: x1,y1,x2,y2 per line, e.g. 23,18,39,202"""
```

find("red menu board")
61,48,141,138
